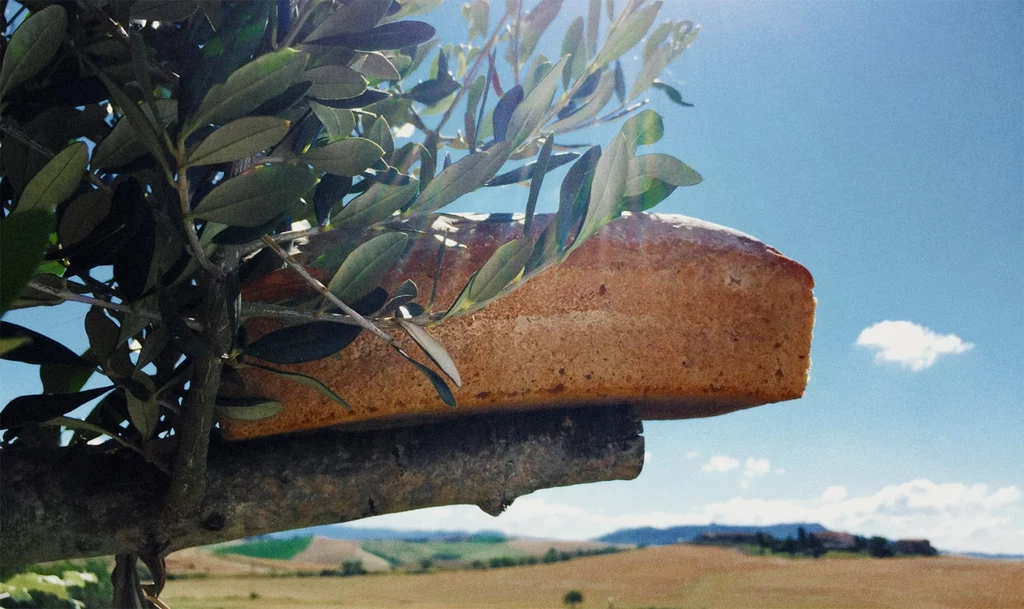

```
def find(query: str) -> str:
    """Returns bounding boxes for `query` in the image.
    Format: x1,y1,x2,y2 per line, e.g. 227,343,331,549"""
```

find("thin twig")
175,142,221,278
25,279,204,330
259,236,395,344
280,0,318,48
239,302,363,326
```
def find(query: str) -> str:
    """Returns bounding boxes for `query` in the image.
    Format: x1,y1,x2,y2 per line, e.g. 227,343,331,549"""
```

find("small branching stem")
259,236,395,345
24,280,204,330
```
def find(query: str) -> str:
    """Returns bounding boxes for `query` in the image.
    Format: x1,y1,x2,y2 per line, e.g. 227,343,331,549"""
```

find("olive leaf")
302,138,385,176
619,109,664,152
366,117,395,164
305,0,393,42
332,179,420,230
216,398,283,421
190,164,318,227
446,237,534,318
506,56,569,146
16,143,88,214
412,141,513,214
0,210,53,316
393,346,456,407
557,145,600,250
485,152,578,186
189,48,309,132
308,21,436,51
561,16,587,88
462,0,490,40
517,0,563,61
593,1,662,68
305,65,368,100
186,116,291,167
549,68,615,132
328,232,409,304
314,174,353,225
0,322,91,368
351,52,402,81
310,101,355,139
247,362,351,410
624,153,703,195
574,134,629,248
93,70,173,176
0,5,67,101
1,386,114,429
124,386,159,439
92,99,177,170
398,320,462,387
492,85,524,142
243,321,363,365
651,80,694,107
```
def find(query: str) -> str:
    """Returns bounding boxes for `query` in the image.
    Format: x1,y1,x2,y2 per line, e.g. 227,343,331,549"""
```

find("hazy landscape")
162,540,1024,609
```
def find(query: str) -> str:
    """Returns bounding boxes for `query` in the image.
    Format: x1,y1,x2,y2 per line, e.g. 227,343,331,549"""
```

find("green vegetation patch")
362,540,531,566
214,536,313,560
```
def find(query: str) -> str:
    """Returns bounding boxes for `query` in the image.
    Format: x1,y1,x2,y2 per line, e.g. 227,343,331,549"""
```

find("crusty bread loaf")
221,213,814,440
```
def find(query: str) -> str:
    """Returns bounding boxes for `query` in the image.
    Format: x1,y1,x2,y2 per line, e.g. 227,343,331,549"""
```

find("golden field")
162,544,1024,609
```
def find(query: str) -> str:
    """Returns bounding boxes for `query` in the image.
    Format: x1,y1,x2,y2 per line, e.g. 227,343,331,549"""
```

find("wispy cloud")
346,480,1024,554
856,320,974,371
743,458,771,479
701,456,740,473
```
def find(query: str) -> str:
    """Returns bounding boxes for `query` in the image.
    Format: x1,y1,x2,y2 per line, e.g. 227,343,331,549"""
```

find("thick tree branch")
1,405,643,570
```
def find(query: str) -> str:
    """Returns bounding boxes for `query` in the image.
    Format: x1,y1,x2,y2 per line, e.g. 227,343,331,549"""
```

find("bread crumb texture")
223,213,815,439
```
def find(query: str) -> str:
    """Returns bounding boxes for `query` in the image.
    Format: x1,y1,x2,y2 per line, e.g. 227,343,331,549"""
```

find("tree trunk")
1,405,643,570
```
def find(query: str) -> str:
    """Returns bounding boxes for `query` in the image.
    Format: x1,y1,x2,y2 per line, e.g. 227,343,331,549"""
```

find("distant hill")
597,523,828,546
261,525,509,542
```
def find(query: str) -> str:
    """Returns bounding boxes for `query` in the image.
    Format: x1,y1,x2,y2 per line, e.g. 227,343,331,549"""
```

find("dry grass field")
162,544,1024,609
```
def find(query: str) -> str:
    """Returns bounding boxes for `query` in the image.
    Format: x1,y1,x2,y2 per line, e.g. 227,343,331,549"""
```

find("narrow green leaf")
613,60,626,103
586,0,601,57
624,153,703,195
412,141,513,214
305,0,393,42
561,17,586,89
85,306,119,361
506,56,569,146
249,362,351,410
463,0,490,40
187,116,290,167
328,232,409,303
333,179,419,230
0,5,67,101
485,152,579,186
16,143,87,214
302,138,384,176
467,238,533,304
244,321,362,365
492,85,524,142
394,346,456,407
366,117,395,164
0,211,53,316
398,320,462,387
92,99,177,170
130,0,200,21
557,146,600,251
0,322,91,367
407,77,461,105
0,337,29,357
519,0,563,60
524,136,555,234
190,48,308,131
305,65,368,100
651,80,694,107
549,69,615,132
307,21,436,51
216,398,283,421
1,386,113,429
93,70,172,175
575,134,629,248
310,101,355,140
124,388,159,438
619,109,664,152
191,164,318,227
593,1,661,68
351,51,402,81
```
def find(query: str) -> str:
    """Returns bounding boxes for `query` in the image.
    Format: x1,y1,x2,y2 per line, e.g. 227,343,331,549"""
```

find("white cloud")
743,458,771,479
644,451,652,464
685,450,700,460
856,320,974,371
702,455,740,473
345,480,1024,554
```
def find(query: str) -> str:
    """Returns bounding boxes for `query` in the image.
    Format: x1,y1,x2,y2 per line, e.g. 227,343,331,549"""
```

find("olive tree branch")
259,235,395,344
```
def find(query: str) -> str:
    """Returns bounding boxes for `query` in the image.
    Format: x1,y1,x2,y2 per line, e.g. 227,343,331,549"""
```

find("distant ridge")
597,523,828,546
261,525,508,542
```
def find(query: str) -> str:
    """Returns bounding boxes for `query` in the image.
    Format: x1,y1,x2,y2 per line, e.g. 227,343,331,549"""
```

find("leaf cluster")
0,0,700,463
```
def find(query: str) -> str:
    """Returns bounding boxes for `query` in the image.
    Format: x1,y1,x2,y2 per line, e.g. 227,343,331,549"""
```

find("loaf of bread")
221,213,815,440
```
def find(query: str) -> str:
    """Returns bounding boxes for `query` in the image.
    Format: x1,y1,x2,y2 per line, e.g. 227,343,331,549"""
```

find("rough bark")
1,405,643,570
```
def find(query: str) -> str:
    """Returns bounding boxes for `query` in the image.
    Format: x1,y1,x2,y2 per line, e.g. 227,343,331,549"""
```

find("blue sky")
2,1,1021,553
342,0,1024,553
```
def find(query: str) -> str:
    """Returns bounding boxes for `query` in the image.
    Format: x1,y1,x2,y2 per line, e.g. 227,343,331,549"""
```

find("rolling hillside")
163,543,1024,609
